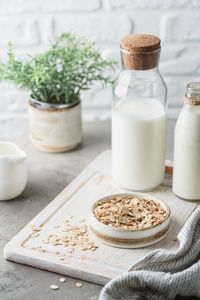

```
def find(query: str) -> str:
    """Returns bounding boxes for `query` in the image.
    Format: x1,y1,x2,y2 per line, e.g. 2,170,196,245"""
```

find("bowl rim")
90,193,171,233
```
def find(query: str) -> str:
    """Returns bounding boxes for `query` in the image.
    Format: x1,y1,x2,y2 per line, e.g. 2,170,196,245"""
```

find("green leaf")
0,33,117,104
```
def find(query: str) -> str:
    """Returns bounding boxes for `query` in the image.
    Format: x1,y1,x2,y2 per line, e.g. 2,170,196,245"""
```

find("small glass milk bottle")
112,34,167,191
173,82,200,200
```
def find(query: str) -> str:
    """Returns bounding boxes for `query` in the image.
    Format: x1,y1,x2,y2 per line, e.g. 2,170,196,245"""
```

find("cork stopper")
120,34,161,70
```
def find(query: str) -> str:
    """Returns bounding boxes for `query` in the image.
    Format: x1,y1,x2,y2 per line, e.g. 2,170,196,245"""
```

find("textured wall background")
0,0,200,139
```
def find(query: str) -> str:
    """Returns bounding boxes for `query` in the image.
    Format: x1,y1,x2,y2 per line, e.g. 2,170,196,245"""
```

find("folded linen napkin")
99,207,200,300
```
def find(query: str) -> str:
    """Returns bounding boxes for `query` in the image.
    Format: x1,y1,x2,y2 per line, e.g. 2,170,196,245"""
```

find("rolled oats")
93,195,168,230
50,284,59,290
79,219,85,223
56,255,65,260
30,233,39,238
76,282,82,288
67,247,74,253
44,218,98,253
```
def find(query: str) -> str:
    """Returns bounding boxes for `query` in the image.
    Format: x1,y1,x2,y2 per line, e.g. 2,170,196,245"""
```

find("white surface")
0,141,27,200
173,104,200,200
1,1,200,139
4,150,198,285
112,98,166,191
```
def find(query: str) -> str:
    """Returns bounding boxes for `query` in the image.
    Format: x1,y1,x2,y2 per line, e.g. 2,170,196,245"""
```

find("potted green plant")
0,33,116,152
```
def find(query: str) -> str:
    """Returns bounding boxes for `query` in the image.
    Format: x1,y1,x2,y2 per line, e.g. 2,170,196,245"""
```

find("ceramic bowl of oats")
89,193,170,248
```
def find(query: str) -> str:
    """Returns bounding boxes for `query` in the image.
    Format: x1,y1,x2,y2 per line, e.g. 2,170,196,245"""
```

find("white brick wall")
0,0,200,139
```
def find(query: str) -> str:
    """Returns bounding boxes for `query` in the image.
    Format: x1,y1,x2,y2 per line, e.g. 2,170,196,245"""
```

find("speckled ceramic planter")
28,98,82,152
89,193,171,249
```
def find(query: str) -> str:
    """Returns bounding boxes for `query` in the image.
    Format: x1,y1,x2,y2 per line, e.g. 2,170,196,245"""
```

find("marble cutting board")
4,150,198,285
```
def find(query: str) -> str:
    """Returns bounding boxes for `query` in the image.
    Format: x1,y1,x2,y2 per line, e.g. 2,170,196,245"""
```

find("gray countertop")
0,120,198,300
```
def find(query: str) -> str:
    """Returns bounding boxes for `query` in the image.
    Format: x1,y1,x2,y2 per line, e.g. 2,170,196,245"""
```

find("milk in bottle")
112,98,166,191
173,82,200,200
112,34,167,191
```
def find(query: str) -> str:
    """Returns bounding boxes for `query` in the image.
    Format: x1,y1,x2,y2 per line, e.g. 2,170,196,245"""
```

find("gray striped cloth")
99,207,200,300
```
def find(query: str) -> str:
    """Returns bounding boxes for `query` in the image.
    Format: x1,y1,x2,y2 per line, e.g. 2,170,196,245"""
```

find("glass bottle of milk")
112,34,167,191
173,82,200,200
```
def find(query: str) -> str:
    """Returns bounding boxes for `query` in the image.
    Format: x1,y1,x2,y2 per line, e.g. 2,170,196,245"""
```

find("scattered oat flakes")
52,242,59,246
93,195,168,230
42,239,49,244
59,277,66,283
79,218,85,223
76,282,82,288
39,248,44,251
30,224,43,232
161,188,167,192
67,247,74,254
44,220,98,253
56,255,65,260
173,237,178,241
54,224,60,228
30,233,39,238
50,284,59,290
36,247,46,253
62,219,69,224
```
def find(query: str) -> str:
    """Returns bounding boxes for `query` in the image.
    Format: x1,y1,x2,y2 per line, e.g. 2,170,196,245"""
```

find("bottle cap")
120,34,161,70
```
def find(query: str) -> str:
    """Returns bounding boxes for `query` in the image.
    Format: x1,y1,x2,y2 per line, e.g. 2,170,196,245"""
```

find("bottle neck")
120,47,160,71
183,82,200,109
185,82,200,102
120,66,161,81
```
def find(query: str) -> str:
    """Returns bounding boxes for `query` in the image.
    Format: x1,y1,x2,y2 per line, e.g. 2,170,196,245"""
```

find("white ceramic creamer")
112,98,166,191
0,142,27,200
